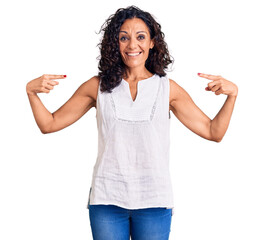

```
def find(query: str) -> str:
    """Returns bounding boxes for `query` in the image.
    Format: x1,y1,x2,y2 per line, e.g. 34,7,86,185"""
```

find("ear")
150,39,154,49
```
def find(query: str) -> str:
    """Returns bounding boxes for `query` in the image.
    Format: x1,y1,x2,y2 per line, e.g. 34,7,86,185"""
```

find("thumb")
205,87,210,91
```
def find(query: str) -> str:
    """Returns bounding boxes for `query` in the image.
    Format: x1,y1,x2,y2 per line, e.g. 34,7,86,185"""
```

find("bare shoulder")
169,79,187,110
169,79,181,109
81,75,100,108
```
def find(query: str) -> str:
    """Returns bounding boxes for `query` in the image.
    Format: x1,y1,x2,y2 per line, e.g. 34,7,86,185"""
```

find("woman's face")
119,18,154,70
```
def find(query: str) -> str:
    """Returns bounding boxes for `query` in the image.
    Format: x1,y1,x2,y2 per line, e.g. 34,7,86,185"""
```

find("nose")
128,37,137,49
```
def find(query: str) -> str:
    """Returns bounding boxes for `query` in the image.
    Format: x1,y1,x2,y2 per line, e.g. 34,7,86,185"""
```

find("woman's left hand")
198,73,238,97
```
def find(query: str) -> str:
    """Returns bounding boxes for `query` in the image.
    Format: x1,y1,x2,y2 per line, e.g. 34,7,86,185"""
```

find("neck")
124,66,153,82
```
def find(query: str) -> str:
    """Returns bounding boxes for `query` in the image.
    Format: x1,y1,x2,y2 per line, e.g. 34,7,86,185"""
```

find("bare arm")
26,74,99,134
169,73,238,142
210,95,237,142
169,79,213,141
200,73,238,142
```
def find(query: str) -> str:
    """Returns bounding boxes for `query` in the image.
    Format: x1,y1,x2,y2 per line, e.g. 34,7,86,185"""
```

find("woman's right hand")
26,74,67,95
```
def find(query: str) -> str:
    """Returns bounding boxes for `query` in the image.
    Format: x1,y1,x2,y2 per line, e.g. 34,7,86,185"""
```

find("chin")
124,63,144,69
123,59,148,69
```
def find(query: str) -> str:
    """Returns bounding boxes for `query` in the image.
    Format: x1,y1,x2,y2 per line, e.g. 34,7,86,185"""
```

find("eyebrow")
119,31,147,34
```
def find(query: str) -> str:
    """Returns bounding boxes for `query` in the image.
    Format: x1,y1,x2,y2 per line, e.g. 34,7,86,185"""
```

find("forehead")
120,18,150,33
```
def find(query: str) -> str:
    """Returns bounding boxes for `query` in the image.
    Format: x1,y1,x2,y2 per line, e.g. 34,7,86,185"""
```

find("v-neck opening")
122,74,156,103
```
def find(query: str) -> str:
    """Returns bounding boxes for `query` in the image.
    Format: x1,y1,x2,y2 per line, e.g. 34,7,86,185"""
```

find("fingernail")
64,75,67,77
198,73,201,75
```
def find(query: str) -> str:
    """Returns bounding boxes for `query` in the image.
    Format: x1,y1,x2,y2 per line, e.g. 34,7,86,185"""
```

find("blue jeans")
88,203,172,240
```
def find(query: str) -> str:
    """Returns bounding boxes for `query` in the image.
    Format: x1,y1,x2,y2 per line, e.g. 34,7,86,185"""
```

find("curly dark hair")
97,5,173,93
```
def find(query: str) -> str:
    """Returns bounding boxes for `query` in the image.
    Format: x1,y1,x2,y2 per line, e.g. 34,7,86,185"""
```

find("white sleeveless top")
87,73,174,215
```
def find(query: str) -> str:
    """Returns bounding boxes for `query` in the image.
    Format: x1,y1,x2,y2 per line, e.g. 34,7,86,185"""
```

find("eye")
120,36,128,41
138,35,145,40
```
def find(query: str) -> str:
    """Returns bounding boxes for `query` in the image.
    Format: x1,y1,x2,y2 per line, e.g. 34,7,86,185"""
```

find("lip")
126,51,142,57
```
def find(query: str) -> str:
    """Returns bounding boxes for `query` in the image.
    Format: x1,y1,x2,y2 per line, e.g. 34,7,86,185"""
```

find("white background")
1,0,263,239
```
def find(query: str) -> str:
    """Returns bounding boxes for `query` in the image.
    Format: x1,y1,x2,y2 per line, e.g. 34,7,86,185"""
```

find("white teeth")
127,52,141,56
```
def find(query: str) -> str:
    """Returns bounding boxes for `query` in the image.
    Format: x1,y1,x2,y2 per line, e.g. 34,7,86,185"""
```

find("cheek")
141,42,151,51
119,43,126,54
142,44,150,55
119,44,122,52
119,45,127,60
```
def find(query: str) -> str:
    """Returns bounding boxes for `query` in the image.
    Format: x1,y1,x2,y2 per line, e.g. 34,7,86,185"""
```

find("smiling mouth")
126,52,142,57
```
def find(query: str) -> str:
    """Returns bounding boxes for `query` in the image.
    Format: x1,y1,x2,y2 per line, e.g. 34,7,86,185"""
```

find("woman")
26,6,238,240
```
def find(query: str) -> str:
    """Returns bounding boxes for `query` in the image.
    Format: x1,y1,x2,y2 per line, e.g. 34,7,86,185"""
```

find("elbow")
40,120,54,134
209,121,223,143
40,125,52,134
211,136,223,143
40,128,50,134
209,132,223,143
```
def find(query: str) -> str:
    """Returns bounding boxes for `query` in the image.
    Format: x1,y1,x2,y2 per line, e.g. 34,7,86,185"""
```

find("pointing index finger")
45,74,67,79
197,73,220,81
